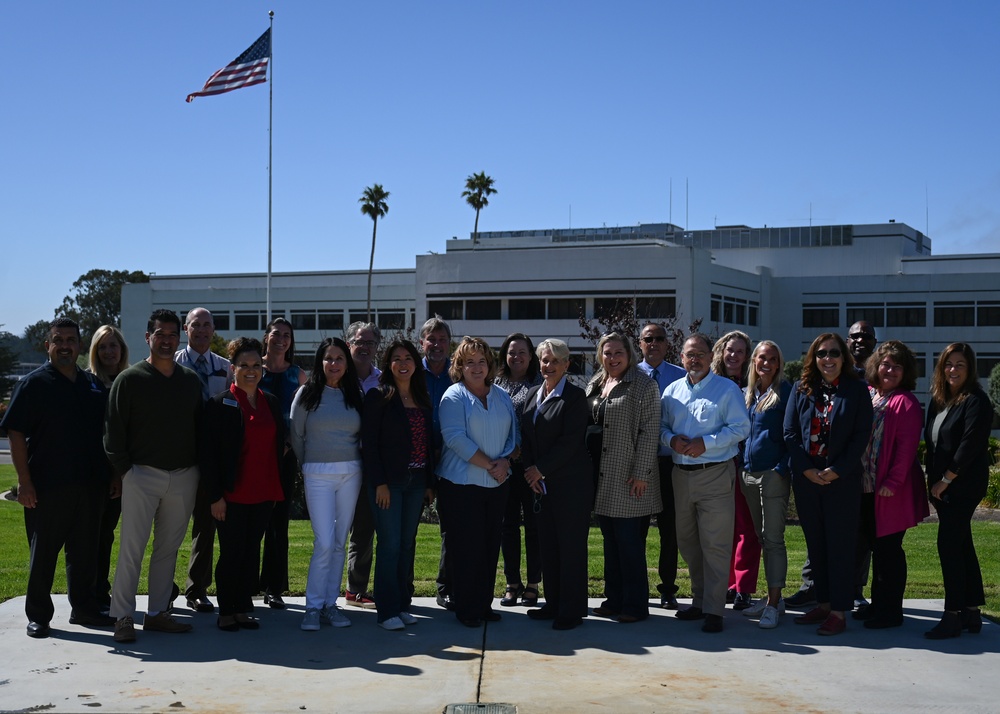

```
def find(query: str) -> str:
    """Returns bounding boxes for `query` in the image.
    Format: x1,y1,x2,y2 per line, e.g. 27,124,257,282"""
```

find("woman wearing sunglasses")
784,333,873,635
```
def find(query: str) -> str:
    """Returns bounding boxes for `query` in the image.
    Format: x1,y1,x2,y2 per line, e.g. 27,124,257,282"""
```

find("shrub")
985,467,1000,509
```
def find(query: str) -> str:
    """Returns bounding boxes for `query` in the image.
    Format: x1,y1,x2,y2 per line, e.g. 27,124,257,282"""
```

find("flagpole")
266,10,274,323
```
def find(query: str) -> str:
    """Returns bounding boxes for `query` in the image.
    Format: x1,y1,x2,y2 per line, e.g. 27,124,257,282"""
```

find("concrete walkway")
0,596,996,713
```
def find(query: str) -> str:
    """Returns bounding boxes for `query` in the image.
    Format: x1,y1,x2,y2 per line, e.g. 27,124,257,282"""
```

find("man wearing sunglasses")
637,324,685,610
847,321,878,374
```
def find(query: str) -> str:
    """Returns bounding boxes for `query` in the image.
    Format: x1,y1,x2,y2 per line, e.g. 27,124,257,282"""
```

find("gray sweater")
290,386,361,465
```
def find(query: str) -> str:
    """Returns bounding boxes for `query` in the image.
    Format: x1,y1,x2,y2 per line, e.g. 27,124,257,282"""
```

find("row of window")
212,310,412,333
710,294,760,327
803,301,1000,329
427,296,678,322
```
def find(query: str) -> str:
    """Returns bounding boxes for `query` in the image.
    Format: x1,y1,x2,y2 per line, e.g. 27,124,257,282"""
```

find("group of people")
2,309,992,642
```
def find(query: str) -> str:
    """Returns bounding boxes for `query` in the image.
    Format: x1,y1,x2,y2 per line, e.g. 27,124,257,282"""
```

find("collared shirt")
639,359,686,456
174,346,231,402
359,365,382,394
436,382,517,487
660,370,750,465
533,375,567,422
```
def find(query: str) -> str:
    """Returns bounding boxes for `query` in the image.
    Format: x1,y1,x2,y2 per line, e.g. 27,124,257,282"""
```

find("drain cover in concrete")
445,704,516,714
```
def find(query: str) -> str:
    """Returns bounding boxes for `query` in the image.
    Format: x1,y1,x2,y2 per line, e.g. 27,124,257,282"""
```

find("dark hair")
49,317,81,339
377,339,431,408
228,337,264,363
930,342,979,408
685,332,714,354
263,317,296,363
420,316,452,341
866,340,918,392
798,332,857,396
147,308,181,334
299,337,364,414
497,333,539,380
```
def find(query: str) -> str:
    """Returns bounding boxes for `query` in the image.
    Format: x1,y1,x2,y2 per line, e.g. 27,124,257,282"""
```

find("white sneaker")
301,608,321,631
379,616,405,631
758,605,780,629
743,597,785,618
321,605,351,628
399,611,418,626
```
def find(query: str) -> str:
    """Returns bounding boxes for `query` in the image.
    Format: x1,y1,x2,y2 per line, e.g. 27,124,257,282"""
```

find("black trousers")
935,496,985,611
536,479,593,620
652,455,678,596
438,479,509,620
185,480,216,598
215,501,273,617
24,483,103,623
95,492,121,607
259,449,297,595
501,462,542,586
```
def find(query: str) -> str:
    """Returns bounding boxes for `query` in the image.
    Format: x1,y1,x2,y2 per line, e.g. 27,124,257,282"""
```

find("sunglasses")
642,335,666,344
816,349,842,359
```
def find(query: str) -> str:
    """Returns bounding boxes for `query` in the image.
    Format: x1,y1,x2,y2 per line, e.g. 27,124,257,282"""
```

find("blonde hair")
711,330,752,383
449,336,498,383
591,332,636,387
745,340,786,412
88,325,129,387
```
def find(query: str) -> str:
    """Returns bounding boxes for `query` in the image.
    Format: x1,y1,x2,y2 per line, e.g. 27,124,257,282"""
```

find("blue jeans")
597,515,650,619
369,470,426,623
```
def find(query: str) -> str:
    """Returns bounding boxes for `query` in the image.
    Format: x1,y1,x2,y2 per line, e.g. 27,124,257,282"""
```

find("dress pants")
935,496,985,611
260,449,297,595
792,473,860,612
501,462,542,586
215,501,273,617
95,492,121,608
871,530,907,618
369,471,426,623
740,469,790,589
24,483,103,624
437,478,508,621
185,481,216,599
303,469,362,610
673,460,736,617
111,465,199,618
729,481,762,592
597,515,649,619
653,456,679,598
536,478,593,620
346,486,375,595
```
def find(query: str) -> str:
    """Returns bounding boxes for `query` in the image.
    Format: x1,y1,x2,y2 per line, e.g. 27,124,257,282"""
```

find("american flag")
186,28,271,103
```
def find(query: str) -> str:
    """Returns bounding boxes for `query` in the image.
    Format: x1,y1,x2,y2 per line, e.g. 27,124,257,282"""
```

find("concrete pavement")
0,595,996,713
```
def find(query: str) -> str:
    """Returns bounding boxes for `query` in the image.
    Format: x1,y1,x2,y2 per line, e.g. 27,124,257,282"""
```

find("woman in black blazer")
784,333,873,636
521,339,593,631
361,339,434,631
201,337,286,631
924,343,993,639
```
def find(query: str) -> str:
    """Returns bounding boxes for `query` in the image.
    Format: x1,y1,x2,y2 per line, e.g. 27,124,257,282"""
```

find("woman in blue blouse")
437,336,518,627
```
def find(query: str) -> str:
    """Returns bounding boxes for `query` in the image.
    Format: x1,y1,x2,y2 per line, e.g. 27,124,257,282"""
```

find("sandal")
521,586,540,607
501,584,524,607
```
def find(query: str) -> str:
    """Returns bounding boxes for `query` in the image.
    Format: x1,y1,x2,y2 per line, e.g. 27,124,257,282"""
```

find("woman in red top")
202,337,286,631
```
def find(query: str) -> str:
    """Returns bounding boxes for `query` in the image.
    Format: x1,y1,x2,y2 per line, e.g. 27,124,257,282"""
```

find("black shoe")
553,617,582,630
852,603,876,621
864,615,904,629
263,592,286,610
187,595,215,613
500,583,524,607
676,606,705,621
785,586,816,608
592,606,620,618
217,616,240,632
235,614,260,630
26,621,50,638
436,593,456,611
660,593,679,610
925,611,962,640
482,610,502,622
527,607,556,621
702,614,724,633
725,588,736,604
732,592,753,611
458,616,482,628
962,608,983,634
69,611,116,627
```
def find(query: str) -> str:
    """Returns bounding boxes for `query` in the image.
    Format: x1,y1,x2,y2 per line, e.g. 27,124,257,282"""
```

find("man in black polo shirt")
1,318,115,638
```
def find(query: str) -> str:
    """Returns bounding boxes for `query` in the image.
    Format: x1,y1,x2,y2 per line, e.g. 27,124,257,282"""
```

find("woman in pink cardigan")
854,341,929,629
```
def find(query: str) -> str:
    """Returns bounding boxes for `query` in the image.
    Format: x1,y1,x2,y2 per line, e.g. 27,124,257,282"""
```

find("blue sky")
3,1,998,336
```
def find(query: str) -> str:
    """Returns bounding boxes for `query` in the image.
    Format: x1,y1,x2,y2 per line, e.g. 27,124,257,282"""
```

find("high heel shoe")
961,608,983,634
264,591,286,610
500,584,524,607
924,611,962,640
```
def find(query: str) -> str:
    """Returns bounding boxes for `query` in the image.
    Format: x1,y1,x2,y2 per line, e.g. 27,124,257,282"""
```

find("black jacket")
201,388,286,503
925,386,993,504
361,387,435,488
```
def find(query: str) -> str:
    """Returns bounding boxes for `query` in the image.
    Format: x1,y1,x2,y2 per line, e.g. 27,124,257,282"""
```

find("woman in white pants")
291,337,365,631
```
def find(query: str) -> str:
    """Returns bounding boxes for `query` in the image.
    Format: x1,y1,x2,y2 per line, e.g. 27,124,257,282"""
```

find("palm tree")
462,172,497,245
359,184,390,322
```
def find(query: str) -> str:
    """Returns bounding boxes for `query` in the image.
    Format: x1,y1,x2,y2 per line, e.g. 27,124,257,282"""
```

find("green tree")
784,358,804,384
0,329,18,399
462,171,497,245
57,269,150,347
988,363,1000,423
359,184,390,322
578,297,704,369
22,320,52,355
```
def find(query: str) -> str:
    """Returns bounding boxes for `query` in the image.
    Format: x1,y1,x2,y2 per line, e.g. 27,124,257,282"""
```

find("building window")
234,310,264,331
428,300,463,321
466,300,501,320
978,302,1000,326
291,311,316,331
349,311,372,325
548,298,585,320
377,312,406,330
636,296,676,319
976,353,1000,380
846,305,884,328
914,352,927,379
594,297,627,317
710,295,721,323
749,302,759,327
802,304,838,329
886,303,926,328
509,298,546,320
318,311,343,331
934,302,974,327
213,313,230,331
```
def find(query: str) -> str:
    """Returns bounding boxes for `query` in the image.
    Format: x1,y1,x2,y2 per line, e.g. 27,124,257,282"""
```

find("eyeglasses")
351,340,377,348
815,349,842,359
642,336,666,344
848,332,874,341
682,351,707,360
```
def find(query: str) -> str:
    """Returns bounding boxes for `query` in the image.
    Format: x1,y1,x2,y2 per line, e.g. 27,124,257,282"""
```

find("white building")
121,221,1000,405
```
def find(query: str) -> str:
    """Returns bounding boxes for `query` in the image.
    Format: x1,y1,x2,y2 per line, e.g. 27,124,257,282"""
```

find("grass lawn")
1,466,996,620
